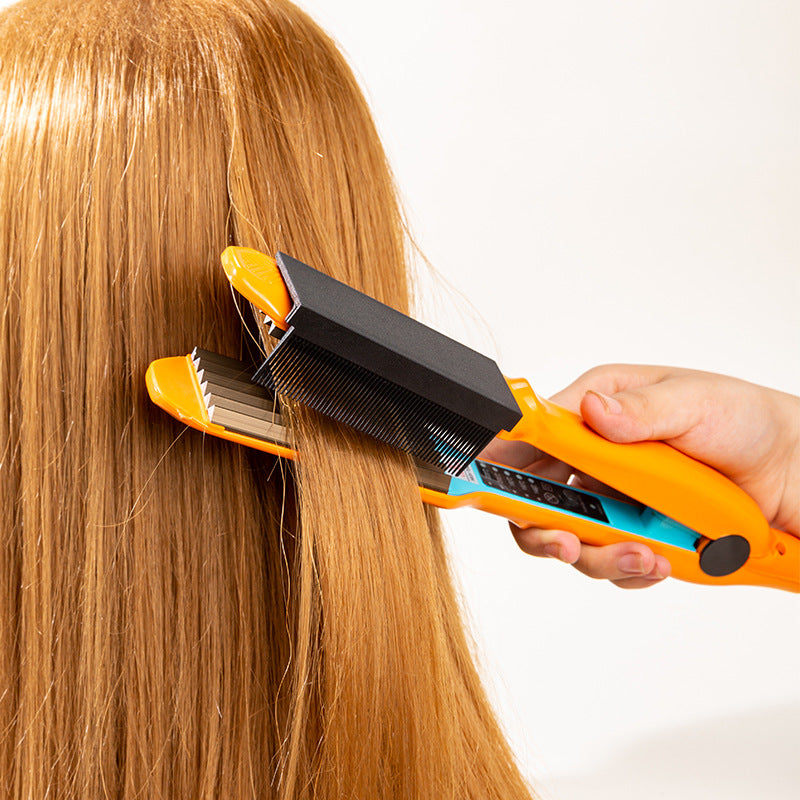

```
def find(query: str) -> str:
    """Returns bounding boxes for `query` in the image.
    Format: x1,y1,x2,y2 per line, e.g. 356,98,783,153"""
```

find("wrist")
770,389,800,536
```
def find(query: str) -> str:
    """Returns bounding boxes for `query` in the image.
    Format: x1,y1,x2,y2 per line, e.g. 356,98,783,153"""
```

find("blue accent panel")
451,461,700,552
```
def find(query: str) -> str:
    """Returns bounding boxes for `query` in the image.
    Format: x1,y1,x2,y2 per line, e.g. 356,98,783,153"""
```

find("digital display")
476,461,609,523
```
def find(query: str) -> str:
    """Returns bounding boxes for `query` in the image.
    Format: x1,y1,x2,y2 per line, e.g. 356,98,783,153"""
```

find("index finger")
550,364,679,409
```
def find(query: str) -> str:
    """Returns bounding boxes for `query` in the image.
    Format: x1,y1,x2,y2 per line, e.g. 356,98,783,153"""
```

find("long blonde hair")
0,0,535,797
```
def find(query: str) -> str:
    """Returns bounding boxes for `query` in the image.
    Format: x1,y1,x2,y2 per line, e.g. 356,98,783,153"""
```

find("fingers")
573,540,671,589
511,523,670,589
548,364,674,411
510,526,583,564
578,379,706,445
484,364,692,462
493,365,694,590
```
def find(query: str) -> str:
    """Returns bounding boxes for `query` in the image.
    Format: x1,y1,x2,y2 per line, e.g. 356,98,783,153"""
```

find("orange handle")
419,481,799,591
483,377,799,591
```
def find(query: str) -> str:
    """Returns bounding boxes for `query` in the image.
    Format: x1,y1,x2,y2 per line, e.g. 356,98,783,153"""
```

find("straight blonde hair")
0,0,536,797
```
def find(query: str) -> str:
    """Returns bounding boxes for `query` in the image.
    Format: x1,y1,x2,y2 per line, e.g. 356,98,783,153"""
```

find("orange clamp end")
146,355,210,427
221,247,292,330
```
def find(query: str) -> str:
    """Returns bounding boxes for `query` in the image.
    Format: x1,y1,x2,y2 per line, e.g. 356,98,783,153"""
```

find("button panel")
476,461,609,523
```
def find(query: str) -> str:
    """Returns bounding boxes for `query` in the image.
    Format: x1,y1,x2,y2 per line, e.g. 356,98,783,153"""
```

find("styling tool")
145,248,799,592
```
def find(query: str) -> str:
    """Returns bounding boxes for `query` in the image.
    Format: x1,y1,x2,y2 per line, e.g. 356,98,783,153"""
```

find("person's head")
0,1,534,797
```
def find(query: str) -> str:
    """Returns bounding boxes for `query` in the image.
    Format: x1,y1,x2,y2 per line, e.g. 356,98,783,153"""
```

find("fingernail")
618,553,645,574
587,390,623,414
544,543,568,562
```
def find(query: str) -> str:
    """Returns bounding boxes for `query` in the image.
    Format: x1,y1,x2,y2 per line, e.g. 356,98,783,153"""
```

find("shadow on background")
541,703,800,800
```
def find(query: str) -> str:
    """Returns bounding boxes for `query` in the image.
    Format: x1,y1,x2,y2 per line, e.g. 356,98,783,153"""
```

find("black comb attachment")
252,334,496,475
251,252,523,476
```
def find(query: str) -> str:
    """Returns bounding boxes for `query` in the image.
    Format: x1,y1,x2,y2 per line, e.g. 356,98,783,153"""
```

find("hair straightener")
146,248,799,592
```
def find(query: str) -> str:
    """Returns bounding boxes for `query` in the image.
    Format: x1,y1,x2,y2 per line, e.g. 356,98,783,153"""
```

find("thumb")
579,383,704,445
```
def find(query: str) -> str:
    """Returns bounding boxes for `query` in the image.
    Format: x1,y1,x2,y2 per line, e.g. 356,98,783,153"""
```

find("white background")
294,2,799,799
4,0,797,797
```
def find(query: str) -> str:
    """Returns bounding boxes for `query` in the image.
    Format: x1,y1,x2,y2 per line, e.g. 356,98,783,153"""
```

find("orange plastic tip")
145,354,297,461
220,247,292,330
145,355,211,427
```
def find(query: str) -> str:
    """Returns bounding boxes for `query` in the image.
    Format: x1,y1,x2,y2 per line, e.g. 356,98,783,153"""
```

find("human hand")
482,365,800,589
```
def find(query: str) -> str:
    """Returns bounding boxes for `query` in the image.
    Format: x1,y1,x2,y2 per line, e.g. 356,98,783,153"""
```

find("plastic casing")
145,247,799,592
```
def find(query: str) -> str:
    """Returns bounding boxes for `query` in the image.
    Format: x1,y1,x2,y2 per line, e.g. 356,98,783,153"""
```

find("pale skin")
482,365,800,589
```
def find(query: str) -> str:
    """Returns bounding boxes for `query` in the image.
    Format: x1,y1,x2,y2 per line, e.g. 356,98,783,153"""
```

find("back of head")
0,1,535,797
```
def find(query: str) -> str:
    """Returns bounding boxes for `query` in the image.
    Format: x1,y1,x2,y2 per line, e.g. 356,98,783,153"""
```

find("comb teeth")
252,335,494,475
188,347,453,493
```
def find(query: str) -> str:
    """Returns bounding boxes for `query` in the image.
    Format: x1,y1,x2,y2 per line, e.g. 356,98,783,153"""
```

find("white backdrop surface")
293,2,800,799
2,0,797,797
